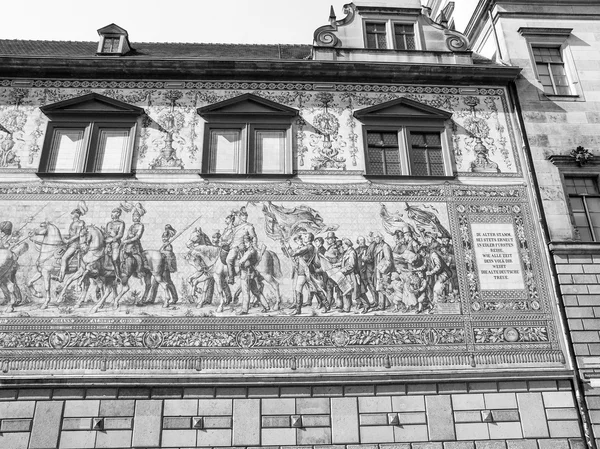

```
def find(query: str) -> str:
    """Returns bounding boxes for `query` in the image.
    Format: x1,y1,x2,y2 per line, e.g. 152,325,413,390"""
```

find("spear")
13,203,48,235
159,215,203,251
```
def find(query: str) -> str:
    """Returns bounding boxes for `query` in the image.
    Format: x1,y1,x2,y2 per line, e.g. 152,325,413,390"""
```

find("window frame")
363,20,420,51
562,174,600,242
39,119,137,175
365,21,389,49
531,45,571,96
392,22,417,51
39,93,143,177
518,27,583,100
198,94,298,178
361,124,452,178
354,98,454,179
202,121,292,176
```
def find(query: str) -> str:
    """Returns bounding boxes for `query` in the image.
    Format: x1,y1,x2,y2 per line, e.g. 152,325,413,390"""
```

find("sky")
1,1,354,44
0,1,478,45
0,0,477,44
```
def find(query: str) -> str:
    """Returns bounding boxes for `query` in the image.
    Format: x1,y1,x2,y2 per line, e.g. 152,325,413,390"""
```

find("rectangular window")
565,176,600,242
93,129,131,173
366,23,387,49
41,122,136,174
364,129,448,177
208,129,242,174
394,23,415,50
253,130,286,174
409,131,445,176
204,125,290,175
532,46,571,95
47,128,86,173
102,37,120,53
366,131,401,175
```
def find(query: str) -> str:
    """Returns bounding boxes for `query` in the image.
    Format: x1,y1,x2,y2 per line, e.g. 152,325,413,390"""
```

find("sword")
159,215,203,251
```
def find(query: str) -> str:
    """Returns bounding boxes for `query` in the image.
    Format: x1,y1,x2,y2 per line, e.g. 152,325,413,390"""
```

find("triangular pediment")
40,93,144,116
354,97,452,121
198,93,298,117
97,23,128,36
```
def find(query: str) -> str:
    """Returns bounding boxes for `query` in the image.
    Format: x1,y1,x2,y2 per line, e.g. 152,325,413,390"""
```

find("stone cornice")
0,56,521,85
518,27,573,36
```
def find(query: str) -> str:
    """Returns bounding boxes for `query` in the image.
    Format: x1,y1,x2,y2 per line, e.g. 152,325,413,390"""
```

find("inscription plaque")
471,223,524,290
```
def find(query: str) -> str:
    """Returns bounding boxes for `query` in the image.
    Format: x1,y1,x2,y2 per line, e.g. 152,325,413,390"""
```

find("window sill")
543,94,582,102
200,173,295,180
549,241,600,255
364,174,454,181
36,172,136,179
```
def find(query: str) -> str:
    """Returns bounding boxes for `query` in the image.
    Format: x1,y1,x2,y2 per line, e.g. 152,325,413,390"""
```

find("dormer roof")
97,23,129,36
197,93,299,118
354,97,452,122
40,93,144,117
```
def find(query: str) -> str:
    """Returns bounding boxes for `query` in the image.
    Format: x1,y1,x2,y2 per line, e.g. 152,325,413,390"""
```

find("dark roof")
0,40,313,60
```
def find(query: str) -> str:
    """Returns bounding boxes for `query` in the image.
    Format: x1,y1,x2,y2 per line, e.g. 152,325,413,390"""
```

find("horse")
105,247,177,311
187,238,283,313
55,225,120,312
27,222,78,309
0,243,28,313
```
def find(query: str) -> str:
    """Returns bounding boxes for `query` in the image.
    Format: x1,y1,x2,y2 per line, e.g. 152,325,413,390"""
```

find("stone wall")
0,381,584,449
554,252,600,446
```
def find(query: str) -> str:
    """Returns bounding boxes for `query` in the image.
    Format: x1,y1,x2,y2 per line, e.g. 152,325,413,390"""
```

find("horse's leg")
112,279,130,309
76,277,93,309
40,269,53,309
90,279,110,313
27,271,44,298
0,283,14,313
166,271,178,305
139,271,152,305
263,275,281,311
58,269,84,304
215,275,226,313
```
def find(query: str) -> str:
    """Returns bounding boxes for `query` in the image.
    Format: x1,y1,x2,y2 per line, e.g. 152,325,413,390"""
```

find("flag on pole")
261,201,338,242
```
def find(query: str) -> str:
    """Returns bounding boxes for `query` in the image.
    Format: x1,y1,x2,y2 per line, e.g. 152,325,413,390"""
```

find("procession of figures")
0,200,459,316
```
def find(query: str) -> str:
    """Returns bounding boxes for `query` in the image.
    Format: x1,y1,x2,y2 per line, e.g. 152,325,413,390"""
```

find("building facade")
0,1,588,448
428,0,600,446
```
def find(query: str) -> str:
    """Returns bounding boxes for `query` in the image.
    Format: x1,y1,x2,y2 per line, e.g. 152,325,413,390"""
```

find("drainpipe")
508,80,596,449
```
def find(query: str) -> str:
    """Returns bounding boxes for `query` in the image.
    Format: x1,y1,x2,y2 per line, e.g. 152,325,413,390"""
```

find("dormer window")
354,98,454,178
198,94,299,176
39,93,143,175
96,23,132,56
394,23,416,50
365,21,417,50
366,22,388,49
102,37,121,53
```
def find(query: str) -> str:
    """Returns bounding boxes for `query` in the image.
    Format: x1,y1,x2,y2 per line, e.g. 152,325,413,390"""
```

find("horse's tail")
269,251,282,279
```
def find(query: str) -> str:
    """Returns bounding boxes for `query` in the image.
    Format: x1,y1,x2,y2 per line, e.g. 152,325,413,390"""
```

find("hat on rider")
112,208,122,215
0,221,12,235
239,207,248,217
326,231,337,239
163,224,176,238
133,203,146,217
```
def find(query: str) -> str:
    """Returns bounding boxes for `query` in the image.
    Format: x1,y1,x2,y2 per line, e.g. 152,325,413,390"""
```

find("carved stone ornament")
571,145,593,166
313,4,356,48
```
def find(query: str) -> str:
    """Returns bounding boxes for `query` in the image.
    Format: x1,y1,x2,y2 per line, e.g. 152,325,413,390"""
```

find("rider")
0,221,14,249
120,205,146,271
58,207,86,282
225,207,257,284
105,208,125,279
161,224,178,273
